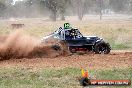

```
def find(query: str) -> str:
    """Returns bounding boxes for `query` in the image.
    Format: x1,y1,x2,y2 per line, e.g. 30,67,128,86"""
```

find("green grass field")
0,67,131,88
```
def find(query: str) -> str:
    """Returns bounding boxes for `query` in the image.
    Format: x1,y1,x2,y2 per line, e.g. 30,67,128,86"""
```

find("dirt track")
0,50,131,70
0,31,131,69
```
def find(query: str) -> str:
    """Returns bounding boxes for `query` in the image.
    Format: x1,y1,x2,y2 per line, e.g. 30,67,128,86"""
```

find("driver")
60,23,82,40
63,23,74,39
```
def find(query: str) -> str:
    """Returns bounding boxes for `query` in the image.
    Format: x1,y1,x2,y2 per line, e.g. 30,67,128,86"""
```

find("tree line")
0,0,132,20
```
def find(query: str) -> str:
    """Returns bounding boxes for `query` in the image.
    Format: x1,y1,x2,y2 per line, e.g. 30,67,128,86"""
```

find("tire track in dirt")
0,51,131,70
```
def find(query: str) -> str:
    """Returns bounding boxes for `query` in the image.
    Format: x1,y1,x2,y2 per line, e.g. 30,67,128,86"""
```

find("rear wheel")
51,45,61,51
69,47,76,53
51,40,69,55
94,42,110,54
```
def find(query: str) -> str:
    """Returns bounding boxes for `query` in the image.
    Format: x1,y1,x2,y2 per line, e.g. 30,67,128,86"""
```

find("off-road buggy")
42,23,111,54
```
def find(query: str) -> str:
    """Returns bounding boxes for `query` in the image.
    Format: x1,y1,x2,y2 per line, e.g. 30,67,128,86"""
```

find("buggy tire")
94,42,110,54
51,45,61,51
69,47,76,53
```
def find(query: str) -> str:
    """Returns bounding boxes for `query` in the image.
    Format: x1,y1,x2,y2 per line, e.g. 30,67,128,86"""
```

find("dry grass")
0,18,132,49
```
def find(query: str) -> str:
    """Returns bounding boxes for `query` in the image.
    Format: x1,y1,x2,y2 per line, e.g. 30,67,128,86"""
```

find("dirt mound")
0,31,67,60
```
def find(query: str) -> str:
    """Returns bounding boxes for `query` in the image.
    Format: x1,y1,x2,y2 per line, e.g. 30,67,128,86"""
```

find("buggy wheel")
69,47,76,53
51,45,61,51
51,40,70,55
94,42,110,54
51,40,67,51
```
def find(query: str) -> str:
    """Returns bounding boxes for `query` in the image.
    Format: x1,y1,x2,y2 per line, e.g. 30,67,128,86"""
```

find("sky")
13,0,23,5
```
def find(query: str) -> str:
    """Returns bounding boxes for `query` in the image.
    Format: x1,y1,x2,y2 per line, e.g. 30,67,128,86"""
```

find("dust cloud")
0,31,67,60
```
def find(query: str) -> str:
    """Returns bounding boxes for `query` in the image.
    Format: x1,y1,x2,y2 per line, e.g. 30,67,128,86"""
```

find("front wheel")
94,42,111,54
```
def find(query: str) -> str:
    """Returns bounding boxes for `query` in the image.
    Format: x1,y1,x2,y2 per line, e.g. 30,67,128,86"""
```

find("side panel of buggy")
59,29,86,46
52,27,111,54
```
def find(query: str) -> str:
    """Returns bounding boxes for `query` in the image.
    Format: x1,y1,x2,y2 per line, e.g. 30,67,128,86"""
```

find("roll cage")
53,27,83,40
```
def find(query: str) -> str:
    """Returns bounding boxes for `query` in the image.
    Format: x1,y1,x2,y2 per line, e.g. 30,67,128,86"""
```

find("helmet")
64,23,71,29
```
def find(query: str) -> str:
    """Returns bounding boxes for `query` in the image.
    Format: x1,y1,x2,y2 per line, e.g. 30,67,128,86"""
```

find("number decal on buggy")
64,23,70,29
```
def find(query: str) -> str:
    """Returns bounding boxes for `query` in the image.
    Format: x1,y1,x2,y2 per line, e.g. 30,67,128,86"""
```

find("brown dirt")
0,31,67,60
0,31,131,70
0,51,131,70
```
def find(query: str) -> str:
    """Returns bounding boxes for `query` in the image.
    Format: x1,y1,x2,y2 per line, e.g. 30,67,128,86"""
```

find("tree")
97,0,103,20
109,0,128,13
71,0,86,20
0,1,6,17
125,0,132,13
76,0,85,20
44,0,57,21
0,0,13,18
